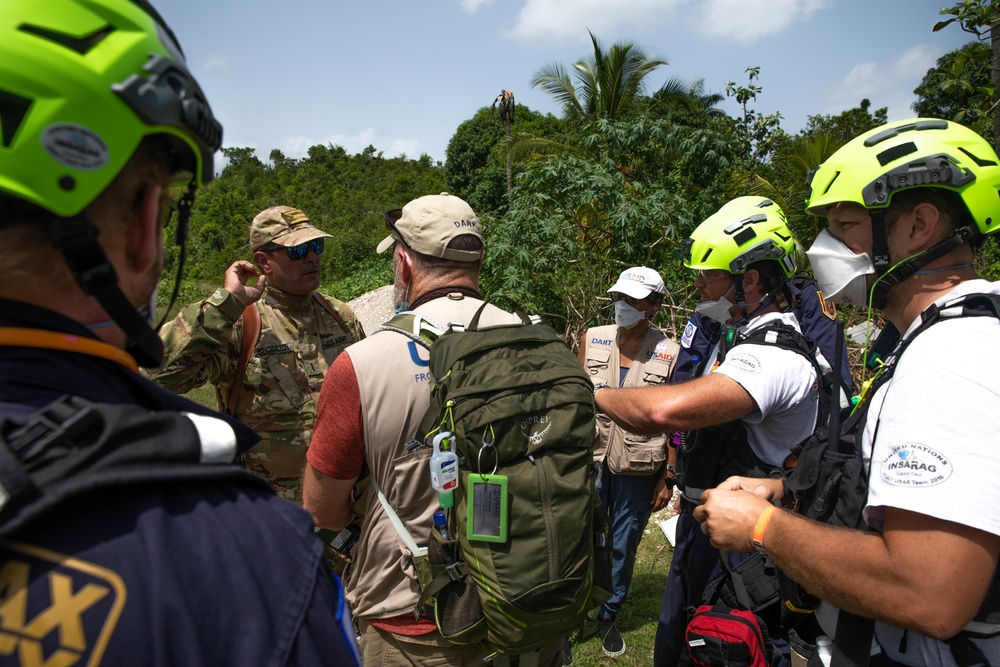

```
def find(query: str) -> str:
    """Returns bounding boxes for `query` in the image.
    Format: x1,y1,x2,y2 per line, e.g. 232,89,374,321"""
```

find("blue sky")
159,0,974,167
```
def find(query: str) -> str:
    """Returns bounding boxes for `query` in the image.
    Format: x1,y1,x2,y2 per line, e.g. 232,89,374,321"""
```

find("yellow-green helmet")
684,196,797,277
805,118,1000,236
0,0,222,217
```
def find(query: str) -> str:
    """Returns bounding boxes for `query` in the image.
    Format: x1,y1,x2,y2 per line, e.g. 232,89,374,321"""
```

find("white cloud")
203,54,229,70
460,0,495,13
504,0,681,43
275,129,423,160
829,43,941,120
694,0,828,44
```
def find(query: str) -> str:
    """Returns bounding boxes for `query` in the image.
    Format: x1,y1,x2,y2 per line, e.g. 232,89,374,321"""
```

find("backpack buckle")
5,396,101,463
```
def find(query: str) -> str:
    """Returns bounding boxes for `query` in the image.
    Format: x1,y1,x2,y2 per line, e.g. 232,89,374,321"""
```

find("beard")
392,268,410,312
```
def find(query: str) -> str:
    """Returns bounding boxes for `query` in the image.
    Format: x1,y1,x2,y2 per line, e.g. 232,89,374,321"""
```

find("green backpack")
375,304,608,660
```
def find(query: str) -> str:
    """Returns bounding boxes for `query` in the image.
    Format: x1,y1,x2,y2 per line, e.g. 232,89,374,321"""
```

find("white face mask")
614,301,644,328
694,282,735,324
805,229,874,306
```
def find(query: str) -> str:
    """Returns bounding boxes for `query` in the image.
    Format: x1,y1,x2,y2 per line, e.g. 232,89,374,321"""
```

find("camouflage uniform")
148,285,364,501
148,205,365,503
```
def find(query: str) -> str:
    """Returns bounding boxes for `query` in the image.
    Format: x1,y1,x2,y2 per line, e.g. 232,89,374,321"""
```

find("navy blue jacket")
0,299,360,666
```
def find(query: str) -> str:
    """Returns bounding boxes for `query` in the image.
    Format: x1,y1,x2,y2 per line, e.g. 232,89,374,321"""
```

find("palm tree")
530,30,666,124
491,89,515,198
648,76,726,122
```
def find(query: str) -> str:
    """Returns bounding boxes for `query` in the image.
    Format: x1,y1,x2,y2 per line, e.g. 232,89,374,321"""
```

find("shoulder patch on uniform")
681,321,697,348
817,289,837,321
0,542,126,665
879,443,952,487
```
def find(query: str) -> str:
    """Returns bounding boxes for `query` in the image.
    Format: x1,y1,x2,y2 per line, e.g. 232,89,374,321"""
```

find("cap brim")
607,281,652,299
376,235,395,254
271,227,333,247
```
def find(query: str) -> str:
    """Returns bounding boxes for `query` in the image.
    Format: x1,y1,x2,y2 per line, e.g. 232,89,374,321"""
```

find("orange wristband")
752,505,778,554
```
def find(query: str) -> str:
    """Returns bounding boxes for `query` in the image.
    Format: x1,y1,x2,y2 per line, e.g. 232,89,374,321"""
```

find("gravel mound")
347,284,395,335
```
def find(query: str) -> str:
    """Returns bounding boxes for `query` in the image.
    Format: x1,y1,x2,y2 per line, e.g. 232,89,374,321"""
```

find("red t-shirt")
307,352,437,636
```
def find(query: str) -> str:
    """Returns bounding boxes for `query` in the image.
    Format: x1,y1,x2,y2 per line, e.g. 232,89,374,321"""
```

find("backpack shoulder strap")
0,396,268,538
374,312,447,350
226,304,261,416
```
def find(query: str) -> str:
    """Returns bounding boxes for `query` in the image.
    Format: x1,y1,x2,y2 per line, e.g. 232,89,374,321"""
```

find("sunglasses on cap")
384,209,411,249
263,238,324,261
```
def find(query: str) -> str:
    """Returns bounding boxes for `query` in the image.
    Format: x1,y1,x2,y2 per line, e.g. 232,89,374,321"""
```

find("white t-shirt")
709,312,821,467
863,279,1000,665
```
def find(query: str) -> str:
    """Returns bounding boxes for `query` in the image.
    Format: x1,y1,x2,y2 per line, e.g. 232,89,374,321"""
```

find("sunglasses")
611,293,642,308
264,238,324,261
696,268,731,283
384,209,411,249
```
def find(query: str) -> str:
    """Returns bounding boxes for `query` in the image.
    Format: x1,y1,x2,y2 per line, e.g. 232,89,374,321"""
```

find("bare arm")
594,373,758,434
302,465,356,531
695,490,1000,639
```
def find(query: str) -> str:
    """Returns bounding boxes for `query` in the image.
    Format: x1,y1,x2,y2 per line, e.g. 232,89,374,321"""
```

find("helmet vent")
958,146,998,168
0,90,32,148
876,141,917,167
18,24,114,55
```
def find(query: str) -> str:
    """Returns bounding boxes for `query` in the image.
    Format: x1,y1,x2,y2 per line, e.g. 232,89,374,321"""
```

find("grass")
180,384,217,409
568,505,674,667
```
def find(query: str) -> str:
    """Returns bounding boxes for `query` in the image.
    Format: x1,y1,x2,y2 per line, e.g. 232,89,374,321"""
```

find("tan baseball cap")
376,193,483,262
249,206,332,251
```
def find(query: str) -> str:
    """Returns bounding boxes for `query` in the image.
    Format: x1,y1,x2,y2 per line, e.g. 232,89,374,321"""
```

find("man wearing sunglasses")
150,205,365,503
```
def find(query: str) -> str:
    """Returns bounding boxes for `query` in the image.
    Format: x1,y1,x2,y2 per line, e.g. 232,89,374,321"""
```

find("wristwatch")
592,382,609,395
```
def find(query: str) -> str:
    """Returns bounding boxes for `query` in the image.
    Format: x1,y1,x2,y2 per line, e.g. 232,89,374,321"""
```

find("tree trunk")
504,122,512,201
992,19,1000,152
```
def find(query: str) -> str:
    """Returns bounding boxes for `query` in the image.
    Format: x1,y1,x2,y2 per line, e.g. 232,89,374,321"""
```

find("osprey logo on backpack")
521,415,553,446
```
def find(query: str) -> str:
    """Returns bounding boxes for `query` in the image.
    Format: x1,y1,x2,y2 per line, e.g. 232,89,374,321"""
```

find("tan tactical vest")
344,295,516,620
583,324,679,475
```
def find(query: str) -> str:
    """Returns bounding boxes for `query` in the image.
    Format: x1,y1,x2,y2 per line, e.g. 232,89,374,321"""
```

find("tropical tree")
913,41,992,139
724,66,783,165
934,1,1000,148
445,104,567,216
491,89,515,197
530,31,667,126
645,76,726,125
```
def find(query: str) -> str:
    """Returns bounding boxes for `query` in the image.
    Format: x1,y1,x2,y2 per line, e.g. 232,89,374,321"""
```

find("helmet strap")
733,277,750,325
869,223,978,309
154,180,195,331
50,215,164,368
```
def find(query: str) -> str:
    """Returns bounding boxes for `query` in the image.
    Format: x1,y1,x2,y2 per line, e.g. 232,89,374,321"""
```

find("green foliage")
913,41,992,137
445,104,567,216
724,67,783,165
934,0,1000,35
485,118,735,346
178,143,447,299
802,98,888,146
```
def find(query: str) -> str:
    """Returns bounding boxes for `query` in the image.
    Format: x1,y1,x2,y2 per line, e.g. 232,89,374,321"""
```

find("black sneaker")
599,618,625,657
560,637,574,666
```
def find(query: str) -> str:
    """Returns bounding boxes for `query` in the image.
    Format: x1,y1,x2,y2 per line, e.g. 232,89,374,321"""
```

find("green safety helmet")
684,196,797,277
0,0,222,218
805,118,1000,237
